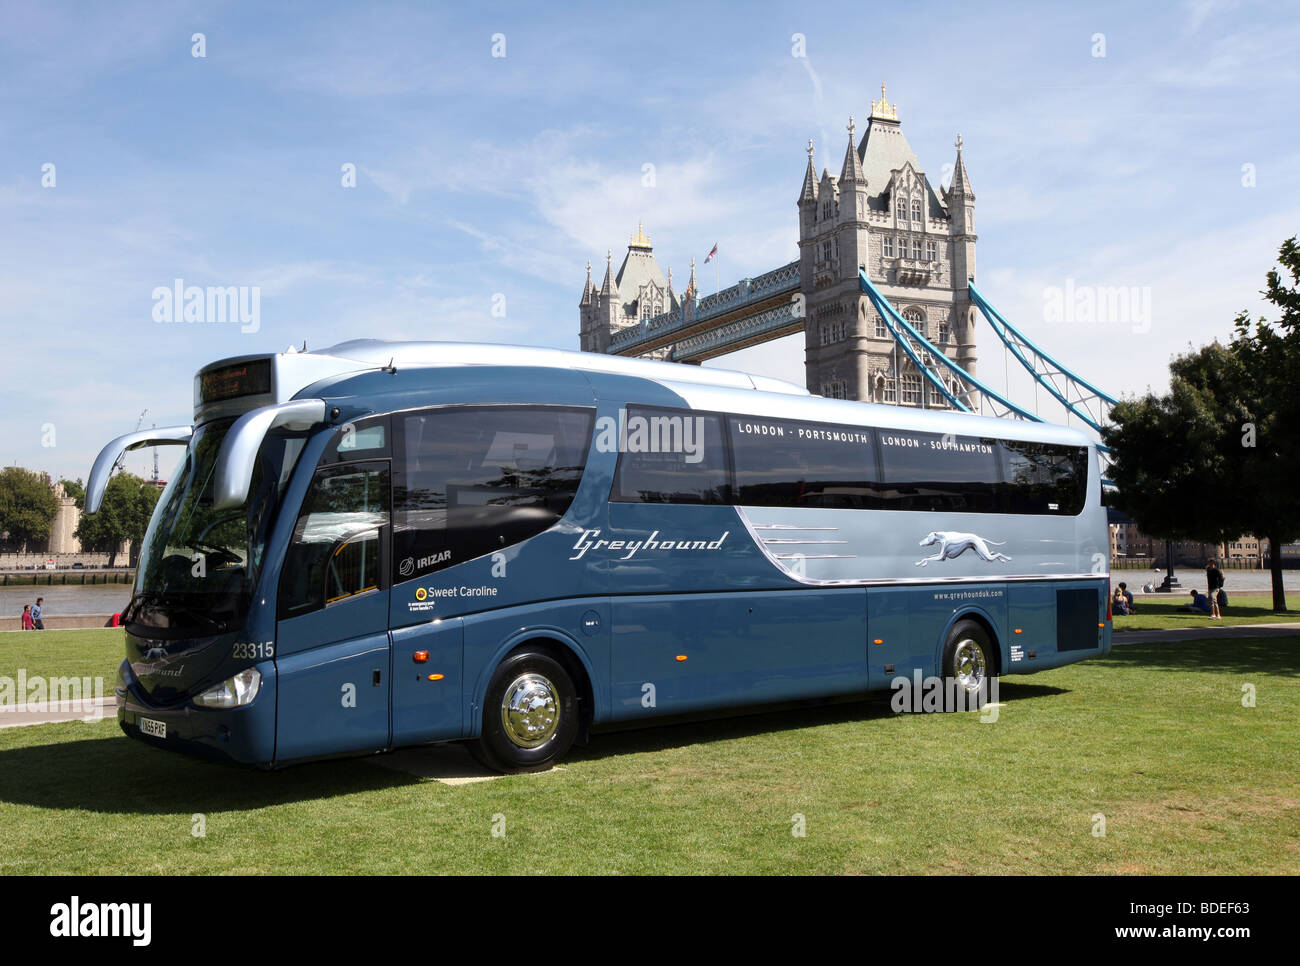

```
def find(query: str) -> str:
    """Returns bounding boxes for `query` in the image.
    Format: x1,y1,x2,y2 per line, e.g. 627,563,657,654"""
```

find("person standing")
21,604,35,630
1205,558,1224,620
31,597,45,630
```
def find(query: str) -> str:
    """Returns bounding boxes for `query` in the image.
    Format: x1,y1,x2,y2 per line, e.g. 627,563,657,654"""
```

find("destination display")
196,358,273,405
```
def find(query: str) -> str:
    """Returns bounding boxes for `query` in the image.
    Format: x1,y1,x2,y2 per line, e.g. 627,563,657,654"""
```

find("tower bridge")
578,84,1115,446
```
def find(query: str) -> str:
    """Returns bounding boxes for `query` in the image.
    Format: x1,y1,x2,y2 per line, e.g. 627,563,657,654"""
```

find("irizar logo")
569,529,729,561
916,531,1011,567
416,550,451,569
49,896,151,946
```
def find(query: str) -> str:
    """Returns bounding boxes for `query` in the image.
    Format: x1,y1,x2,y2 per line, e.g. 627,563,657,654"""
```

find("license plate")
139,717,166,739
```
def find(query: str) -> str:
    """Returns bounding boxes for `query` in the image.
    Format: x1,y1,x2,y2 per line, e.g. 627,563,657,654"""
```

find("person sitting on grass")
1181,590,1212,614
1118,582,1136,613
1113,586,1132,616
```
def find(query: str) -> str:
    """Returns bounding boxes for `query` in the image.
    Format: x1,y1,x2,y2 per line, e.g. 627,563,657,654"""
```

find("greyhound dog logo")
916,531,1011,567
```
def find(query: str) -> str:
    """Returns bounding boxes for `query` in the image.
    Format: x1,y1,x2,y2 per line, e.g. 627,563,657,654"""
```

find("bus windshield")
125,418,306,637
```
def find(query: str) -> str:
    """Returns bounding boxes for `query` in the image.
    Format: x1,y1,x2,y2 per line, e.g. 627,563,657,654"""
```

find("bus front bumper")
116,660,276,766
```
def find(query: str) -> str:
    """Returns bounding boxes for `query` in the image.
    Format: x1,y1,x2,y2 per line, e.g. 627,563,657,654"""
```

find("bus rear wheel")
471,651,578,774
940,620,994,711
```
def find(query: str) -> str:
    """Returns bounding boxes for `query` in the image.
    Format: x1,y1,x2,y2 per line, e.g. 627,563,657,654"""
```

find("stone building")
799,85,977,403
578,222,696,360
579,85,979,406
48,481,82,554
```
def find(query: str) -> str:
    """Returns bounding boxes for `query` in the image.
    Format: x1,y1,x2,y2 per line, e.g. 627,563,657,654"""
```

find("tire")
940,620,995,712
470,650,578,773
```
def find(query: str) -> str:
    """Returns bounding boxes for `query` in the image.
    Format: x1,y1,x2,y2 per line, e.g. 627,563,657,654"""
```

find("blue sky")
2,0,1297,483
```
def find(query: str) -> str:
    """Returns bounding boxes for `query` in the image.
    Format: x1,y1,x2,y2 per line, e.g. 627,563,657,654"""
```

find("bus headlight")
193,668,262,709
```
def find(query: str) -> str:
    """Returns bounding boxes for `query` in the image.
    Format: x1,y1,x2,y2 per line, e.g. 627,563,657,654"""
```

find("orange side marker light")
427,673,444,681
675,655,688,662
413,651,429,663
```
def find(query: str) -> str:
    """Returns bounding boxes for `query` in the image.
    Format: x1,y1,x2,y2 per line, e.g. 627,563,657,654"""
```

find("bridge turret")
947,133,979,393
579,250,621,353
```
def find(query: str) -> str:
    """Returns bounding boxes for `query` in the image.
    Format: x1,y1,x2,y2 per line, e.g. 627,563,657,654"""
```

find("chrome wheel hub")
953,640,987,693
500,673,559,748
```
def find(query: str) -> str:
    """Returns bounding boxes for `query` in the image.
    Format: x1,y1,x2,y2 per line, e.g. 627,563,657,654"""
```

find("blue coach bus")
87,341,1112,772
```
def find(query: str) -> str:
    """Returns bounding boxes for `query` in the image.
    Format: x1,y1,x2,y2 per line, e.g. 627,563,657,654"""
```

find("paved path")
0,697,116,729
1114,622,1300,645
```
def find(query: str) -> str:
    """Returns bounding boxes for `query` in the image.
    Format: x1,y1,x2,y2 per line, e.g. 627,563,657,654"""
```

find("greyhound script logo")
916,531,1011,567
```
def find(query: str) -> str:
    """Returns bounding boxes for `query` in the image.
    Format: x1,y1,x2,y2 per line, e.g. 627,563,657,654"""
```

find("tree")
1103,237,1300,612
76,473,161,568
1228,236,1300,611
0,467,59,549
59,477,85,510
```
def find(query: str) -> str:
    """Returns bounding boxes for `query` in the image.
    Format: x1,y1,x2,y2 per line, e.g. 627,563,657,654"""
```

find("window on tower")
912,199,922,222
883,237,894,258
901,370,921,406
903,308,925,339
896,199,907,222
874,314,887,339
912,238,923,260
927,240,937,262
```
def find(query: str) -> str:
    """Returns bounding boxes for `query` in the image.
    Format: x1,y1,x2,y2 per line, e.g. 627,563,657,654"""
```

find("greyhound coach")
87,340,1112,772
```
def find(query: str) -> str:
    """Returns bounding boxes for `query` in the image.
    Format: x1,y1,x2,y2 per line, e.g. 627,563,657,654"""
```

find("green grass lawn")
1114,593,1300,632
1,628,1297,874
0,628,124,683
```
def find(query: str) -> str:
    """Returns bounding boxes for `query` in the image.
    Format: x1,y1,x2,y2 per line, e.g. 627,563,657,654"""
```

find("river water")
1121,569,1300,595
1,585,132,618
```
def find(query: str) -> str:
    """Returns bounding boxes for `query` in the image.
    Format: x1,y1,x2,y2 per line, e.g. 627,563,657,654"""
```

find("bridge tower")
800,85,978,406
580,223,681,358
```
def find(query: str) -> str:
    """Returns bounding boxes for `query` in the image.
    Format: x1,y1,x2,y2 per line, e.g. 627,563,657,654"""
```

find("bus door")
274,456,392,761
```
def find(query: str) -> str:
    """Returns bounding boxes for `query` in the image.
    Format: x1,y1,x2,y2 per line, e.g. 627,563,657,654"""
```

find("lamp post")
1159,537,1177,591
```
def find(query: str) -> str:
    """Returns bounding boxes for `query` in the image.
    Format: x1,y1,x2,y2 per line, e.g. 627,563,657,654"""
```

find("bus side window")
611,407,730,505
279,462,390,619
729,416,878,508
392,405,594,583
877,431,1001,513
1000,441,1088,515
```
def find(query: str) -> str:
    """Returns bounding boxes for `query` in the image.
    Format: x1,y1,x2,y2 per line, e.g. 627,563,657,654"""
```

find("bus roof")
311,340,811,396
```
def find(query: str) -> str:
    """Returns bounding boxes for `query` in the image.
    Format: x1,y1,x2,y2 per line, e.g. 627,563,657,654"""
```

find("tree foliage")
0,467,59,547
59,477,85,510
75,473,161,567
1103,237,1300,611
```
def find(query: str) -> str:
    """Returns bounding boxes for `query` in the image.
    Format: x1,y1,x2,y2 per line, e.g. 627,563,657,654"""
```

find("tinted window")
877,430,1002,513
320,415,390,464
730,416,879,508
394,406,594,580
612,406,730,505
1000,441,1088,515
279,462,390,619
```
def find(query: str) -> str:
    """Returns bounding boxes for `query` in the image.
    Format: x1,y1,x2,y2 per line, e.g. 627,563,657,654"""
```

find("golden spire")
630,220,652,249
870,82,898,121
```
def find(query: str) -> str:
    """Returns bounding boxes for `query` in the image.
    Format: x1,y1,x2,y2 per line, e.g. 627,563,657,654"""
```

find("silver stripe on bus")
736,507,1102,588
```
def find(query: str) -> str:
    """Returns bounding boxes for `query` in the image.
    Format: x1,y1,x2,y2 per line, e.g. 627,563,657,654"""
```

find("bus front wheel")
471,650,578,773
940,620,994,711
